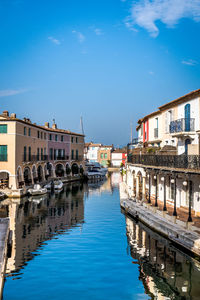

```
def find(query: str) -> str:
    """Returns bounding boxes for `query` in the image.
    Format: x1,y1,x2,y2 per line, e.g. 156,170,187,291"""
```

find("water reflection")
125,215,200,300
1,183,85,277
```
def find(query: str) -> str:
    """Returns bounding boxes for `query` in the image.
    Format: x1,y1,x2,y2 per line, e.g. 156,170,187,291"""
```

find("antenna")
130,121,133,143
80,116,84,135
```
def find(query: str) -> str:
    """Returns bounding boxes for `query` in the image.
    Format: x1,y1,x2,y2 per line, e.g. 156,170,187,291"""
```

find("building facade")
0,111,85,190
111,150,127,167
84,143,102,162
98,145,113,167
126,89,200,223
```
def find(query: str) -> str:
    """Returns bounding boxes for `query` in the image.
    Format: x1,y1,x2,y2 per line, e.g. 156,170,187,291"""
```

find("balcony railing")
132,137,142,145
128,154,200,170
22,155,83,163
170,118,195,133
154,128,158,138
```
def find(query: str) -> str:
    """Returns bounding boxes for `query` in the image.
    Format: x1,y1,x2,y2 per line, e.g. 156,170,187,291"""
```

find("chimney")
45,122,49,128
52,123,57,130
10,113,16,118
3,111,9,117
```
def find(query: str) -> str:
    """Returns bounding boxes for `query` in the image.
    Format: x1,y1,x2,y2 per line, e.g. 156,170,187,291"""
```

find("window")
0,145,7,161
37,131,40,138
76,150,78,159
0,125,7,133
41,132,43,139
24,127,27,136
44,148,46,156
101,153,104,159
71,137,74,143
49,134,52,140
50,148,53,160
44,133,46,140
37,148,40,160
41,148,43,160
55,135,58,141
61,135,64,142
76,137,78,143
104,153,107,159
71,149,74,159
24,146,27,162
28,128,31,136
28,146,31,161
54,149,57,160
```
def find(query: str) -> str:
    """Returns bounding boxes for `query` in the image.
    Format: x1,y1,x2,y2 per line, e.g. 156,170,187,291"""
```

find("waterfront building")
126,89,200,223
111,149,127,167
84,142,102,162
0,111,85,190
98,145,113,167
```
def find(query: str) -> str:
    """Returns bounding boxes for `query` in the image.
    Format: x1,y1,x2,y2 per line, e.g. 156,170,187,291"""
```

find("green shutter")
0,145,7,161
0,125,7,133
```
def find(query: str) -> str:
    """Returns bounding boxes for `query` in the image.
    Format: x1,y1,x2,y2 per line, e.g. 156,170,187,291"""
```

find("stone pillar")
188,180,193,222
136,176,140,200
9,175,17,190
148,173,151,204
142,176,146,201
155,174,158,207
163,176,167,211
173,177,177,216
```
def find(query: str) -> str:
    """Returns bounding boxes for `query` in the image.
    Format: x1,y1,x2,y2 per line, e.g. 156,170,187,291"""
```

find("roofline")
158,89,200,110
0,117,85,137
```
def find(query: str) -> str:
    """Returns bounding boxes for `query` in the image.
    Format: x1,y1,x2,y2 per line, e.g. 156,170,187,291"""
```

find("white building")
84,143,102,162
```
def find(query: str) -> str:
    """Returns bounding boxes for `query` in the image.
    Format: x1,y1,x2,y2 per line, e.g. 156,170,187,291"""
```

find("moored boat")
28,184,47,196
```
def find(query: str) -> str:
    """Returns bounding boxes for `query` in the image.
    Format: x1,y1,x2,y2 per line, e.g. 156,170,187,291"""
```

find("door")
185,139,191,155
185,104,190,131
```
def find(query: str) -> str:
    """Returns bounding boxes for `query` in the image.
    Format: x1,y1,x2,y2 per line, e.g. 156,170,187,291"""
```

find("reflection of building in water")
86,174,122,196
110,172,122,187
0,183,84,275
125,216,200,300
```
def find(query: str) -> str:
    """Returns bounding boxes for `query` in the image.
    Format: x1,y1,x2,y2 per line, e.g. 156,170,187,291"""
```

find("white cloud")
0,88,28,98
48,36,61,45
129,0,200,37
72,30,85,43
182,59,198,66
94,28,103,35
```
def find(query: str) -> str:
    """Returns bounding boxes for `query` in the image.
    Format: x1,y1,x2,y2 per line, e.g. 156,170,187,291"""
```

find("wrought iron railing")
170,118,195,133
23,154,83,162
128,154,200,170
154,128,158,138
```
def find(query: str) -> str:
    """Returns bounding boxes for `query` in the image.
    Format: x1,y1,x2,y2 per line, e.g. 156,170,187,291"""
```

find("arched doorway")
0,171,9,189
47,162,53,177
185,104,190,131
37,165,43,182
24,167,32,186
185,139,191,155
55,164,64,177
71,163,79,176
66,164,71,176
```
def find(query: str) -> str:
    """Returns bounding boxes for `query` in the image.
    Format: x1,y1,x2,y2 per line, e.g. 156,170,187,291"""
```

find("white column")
142,176,146,201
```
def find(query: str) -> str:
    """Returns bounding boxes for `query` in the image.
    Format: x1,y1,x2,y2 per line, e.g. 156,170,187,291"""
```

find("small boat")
28,184,47,196
28,194,47,203
54,180,64,192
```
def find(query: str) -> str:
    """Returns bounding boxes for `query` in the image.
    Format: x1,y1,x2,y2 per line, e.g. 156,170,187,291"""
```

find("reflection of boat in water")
28,184,47,196
28,194,48,204
125,214,200,300
45,180,64,193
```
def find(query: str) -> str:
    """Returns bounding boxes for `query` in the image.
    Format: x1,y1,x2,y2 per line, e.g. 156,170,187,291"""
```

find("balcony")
128,154,200,170
170,118,195,134
154,128,158,139
23,155,70,163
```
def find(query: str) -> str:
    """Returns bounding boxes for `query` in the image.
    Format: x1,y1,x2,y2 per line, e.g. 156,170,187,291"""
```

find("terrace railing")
23,155,83,163
127,154,200,170
170,118,195,133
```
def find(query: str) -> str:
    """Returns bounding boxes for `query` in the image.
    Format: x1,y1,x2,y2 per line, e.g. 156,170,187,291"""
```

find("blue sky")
0,0,200,146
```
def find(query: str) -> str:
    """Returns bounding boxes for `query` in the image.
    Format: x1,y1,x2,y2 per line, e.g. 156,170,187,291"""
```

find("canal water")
1,173,200,300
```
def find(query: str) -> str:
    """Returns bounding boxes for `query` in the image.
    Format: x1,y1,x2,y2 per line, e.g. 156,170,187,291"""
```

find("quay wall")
120,182,200,258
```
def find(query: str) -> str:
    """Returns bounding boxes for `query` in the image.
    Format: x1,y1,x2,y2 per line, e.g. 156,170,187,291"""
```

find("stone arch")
24,167,32,186
71,163,79,175
55,163,65,177
37,165,44,182
32,165,38,183
66,163,71,176
17,166,23,188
